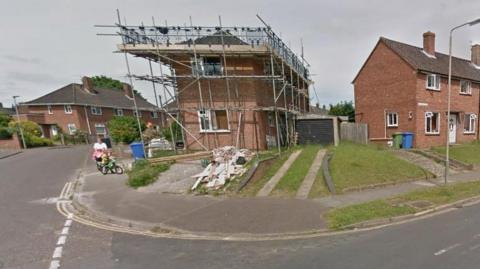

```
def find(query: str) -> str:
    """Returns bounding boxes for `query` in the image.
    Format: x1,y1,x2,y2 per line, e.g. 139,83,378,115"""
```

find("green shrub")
8,120,42,137
0,127,13,139
162,121,182,142
107,116,145,144
0,112,11,127
24,133,53,147
127,159,170,188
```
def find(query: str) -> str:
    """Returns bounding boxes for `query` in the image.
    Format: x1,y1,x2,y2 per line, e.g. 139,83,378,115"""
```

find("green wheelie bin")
392,132,403,149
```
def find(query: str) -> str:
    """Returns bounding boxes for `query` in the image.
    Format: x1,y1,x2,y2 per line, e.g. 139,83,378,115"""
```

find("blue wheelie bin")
402,132,414,149
130,142,145,159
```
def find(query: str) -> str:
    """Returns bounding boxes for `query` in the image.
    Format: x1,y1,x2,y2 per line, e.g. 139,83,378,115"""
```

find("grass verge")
272,145,321,197
433,142,480,164
127,159,171,188
326,180,480,230
239,149,292,197
330,142,429,192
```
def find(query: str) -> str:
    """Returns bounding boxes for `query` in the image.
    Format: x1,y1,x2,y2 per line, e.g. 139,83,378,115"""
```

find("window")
47,105,53,114
426,74,440,90
64,105,72,114
464,113,477,133
91,106,102,115
425,112,440,134
192,57,223,76
115,108,124,116
460,80,472,95
387,112,398,127
95,123,107,135
198,109,229,132
133,110,142,117
151,111,158,118
267,112,275,127
67,123,76,135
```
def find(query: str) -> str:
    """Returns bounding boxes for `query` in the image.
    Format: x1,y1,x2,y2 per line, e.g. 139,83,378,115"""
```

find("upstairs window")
426,74,440,91
198,109,229,132
151,111,158,118
115,108,124,116
192,57,223,76
460,80,472,95
425,112,440,134
91,106,102,115
133,110,142,118
387,112,398,127
47,105,53,114
64,105,72,114
464,113,477,133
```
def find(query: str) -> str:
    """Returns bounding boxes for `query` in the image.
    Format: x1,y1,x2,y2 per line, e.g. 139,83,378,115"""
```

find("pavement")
0,149,22,159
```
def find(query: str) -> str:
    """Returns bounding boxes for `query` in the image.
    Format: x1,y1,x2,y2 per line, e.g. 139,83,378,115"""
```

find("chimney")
423,31,436,56
471,44,480,66
123,83,134,99
81,76,95,93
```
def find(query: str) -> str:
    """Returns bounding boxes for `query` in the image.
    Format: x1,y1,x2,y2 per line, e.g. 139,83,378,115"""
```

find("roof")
353,37,480,83
180,30,248,46
24,83,158,110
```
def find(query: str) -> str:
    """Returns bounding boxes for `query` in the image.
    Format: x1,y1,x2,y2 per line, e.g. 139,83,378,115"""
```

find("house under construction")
97,14,312,151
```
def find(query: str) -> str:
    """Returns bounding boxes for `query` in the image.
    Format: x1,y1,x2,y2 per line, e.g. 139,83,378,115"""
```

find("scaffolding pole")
281,60,289,147
270,51,281,154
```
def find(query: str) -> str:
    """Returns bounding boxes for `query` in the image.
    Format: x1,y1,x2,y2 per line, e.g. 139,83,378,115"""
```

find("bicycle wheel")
114,166,124,174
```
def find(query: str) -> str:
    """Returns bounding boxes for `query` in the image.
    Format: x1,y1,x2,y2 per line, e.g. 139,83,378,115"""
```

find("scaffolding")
96,11,312,152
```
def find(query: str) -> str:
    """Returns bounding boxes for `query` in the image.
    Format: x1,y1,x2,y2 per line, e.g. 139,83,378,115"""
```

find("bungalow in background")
353,31,480,148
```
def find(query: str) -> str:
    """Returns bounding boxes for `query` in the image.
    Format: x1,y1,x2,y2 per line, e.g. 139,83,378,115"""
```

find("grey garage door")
296,119,334,145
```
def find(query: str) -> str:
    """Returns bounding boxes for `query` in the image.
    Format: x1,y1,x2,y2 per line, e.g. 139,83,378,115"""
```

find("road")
1,146,480,268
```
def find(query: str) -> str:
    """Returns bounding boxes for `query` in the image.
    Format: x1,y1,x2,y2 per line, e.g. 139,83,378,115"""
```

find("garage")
295,115,339,145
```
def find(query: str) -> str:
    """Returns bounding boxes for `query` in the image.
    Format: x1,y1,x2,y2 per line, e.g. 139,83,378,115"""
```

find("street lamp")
12,96,27,149
445,18,480,184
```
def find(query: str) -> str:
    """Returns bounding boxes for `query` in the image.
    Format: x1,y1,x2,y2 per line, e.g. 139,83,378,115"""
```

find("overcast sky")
1,0,480,108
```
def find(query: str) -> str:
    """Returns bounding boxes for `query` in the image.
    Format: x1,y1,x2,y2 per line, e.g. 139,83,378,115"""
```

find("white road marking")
61,227,70,235
48,260,60,269
48,182,75,269
434,243,461,256
57,235,67,245
52,247,63,259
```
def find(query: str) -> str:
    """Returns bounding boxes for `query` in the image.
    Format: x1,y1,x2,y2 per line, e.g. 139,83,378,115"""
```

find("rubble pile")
191,146,253,191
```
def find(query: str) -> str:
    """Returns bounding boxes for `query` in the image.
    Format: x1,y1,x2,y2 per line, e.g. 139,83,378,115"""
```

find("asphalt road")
1,146,480,269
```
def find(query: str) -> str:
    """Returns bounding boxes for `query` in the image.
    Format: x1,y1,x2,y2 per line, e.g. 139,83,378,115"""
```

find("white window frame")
115,108,124,116
64,105,72,114
67,123,76,135
90,106,102,115
197,109,230,132
151,111,158,118
133,110,142,118
426,74,441,91
387,112,398,127
47,105,53,114
460,80,472,95
425,112,440,134
464,113,477,134
94,123,107,135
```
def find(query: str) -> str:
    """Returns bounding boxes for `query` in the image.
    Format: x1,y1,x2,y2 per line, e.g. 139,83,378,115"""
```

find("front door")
449,114,457,144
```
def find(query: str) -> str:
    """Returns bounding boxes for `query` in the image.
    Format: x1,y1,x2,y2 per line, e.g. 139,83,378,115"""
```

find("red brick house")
19,77,162,139
353,32,480,148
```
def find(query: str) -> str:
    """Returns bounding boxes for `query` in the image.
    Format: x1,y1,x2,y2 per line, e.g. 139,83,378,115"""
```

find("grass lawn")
272,145,321,197
433,142,480,164
330,142,429,193
308,162,330,199
127,159,171,188
239,149,292,197
326,180,480,230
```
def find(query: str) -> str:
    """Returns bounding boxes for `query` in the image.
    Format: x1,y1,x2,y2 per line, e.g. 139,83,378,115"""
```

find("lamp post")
445,18,480,184
12,96,27,149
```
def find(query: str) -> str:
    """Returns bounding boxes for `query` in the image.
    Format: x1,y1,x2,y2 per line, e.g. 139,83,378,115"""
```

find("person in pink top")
92,137,108,162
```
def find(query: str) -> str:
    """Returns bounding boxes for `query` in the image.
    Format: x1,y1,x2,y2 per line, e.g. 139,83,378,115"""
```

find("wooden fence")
340,122,368,144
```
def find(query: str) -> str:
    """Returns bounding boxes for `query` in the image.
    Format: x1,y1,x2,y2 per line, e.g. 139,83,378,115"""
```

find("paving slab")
296,149,326,199
256,150,302,197
392,150,450,177
0,149,21,159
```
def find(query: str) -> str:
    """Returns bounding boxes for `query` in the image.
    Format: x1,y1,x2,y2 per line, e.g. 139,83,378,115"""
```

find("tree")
107,116,146,144
329,101,355,121
0,112,11,127
162,121,182,142
91,75,143,98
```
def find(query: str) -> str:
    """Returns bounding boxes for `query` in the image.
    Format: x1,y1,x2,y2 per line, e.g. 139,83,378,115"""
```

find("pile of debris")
191,146,253,191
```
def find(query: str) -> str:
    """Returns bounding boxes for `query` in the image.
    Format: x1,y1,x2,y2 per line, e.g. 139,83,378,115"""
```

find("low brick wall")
0,136,21,150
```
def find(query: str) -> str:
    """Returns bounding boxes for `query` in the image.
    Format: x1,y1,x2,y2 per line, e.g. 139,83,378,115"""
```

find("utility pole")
12,96,27,149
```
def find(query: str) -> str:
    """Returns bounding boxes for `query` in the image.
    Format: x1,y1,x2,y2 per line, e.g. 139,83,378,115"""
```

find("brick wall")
0,135,21,150
354,41,417,142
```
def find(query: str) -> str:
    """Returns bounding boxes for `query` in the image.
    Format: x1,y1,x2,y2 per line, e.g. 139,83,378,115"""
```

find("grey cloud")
3,55,43,65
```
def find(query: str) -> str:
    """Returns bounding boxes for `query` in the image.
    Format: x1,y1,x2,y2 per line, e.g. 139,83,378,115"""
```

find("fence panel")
340,122,368,144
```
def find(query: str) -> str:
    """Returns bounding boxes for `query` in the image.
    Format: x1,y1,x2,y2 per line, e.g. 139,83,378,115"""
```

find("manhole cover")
407,200,434,209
